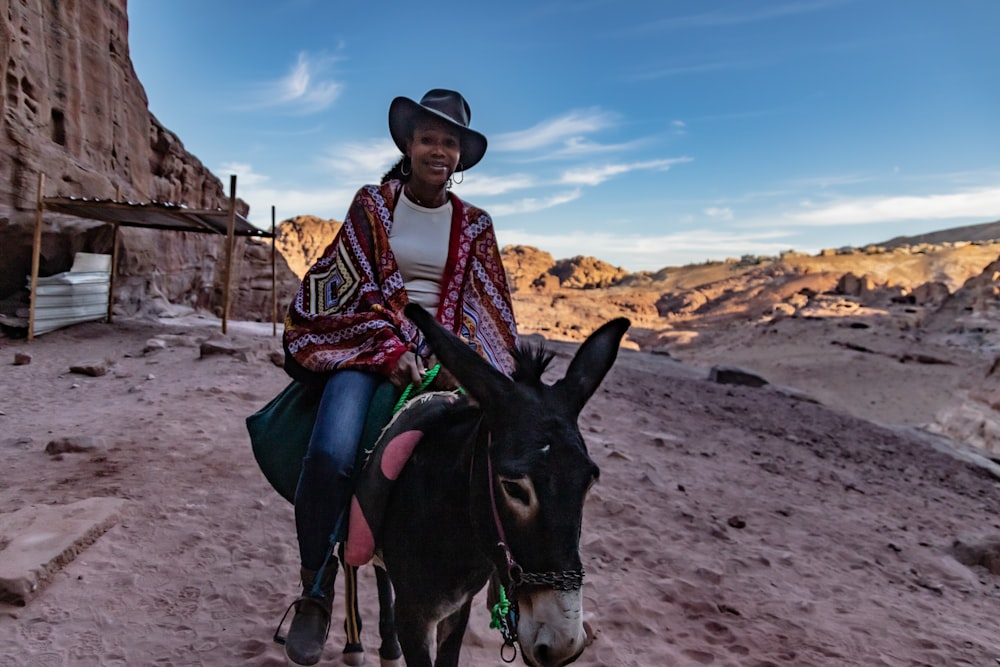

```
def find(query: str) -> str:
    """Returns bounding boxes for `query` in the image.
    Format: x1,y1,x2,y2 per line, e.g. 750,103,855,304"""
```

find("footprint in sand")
19,651,63,667
681,648,717,664
236,638,271,659
702,619,736,646
19,617,53,643
193,543,223,565
161,623,198,641
170,584,202,617
66,629,104,661
28,603,70,627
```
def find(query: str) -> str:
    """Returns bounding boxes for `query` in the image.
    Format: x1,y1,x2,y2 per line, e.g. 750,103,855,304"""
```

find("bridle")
473,428,586,663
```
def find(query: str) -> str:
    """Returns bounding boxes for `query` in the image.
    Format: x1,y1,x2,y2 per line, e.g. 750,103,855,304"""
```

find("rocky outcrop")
500,245,557,292
656,290,709,318
923,258,1000,334
497,246,626,292
910,281,951,307
0,0,290,322
927,328,1000,456
551,255,628,289
275,215,341,279
836,272,876,298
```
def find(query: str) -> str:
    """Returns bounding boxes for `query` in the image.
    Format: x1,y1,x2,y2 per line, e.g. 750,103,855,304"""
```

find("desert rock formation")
274,215,342,280
0,0,295,323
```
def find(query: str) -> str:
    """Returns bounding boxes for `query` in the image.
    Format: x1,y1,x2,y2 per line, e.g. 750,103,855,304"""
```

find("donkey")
356,303,630,667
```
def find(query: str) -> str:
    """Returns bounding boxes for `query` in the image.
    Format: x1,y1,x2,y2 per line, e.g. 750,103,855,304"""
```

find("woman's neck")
404,181,448,208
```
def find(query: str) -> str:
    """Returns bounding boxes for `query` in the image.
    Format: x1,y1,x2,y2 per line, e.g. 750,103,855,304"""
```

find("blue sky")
127,0,1000,272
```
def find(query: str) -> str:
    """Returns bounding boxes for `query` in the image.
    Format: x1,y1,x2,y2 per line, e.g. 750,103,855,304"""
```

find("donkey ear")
404,303,513,405
553,317,630,416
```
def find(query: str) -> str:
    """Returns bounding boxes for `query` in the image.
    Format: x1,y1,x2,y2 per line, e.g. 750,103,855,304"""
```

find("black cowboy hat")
388,89,487,171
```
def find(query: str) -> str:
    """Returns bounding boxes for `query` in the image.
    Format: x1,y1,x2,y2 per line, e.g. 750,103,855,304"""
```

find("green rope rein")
392,363,442,413
489,585,511,631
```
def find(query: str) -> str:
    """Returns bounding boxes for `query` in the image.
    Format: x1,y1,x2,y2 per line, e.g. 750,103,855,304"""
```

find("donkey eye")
501,478,532,507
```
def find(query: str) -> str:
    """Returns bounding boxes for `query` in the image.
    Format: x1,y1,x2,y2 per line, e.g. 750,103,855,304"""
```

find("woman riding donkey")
280,89,518,666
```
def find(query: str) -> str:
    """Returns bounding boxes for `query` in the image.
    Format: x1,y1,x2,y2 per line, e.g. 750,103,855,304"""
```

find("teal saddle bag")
246,379,399,504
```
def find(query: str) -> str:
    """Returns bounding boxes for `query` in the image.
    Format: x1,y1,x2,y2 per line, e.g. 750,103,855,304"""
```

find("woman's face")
406,119,461,188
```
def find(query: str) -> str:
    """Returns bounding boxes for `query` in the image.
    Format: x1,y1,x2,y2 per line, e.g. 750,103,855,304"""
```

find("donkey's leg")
433,599,472,667
374,565,402,664
391,600,435,667
340,544,365,666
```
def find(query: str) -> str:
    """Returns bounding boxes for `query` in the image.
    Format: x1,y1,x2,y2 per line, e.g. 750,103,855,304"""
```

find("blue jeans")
294,369,381,570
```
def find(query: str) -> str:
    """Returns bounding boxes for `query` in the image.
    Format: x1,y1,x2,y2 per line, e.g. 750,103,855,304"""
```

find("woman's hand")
390,350,425,389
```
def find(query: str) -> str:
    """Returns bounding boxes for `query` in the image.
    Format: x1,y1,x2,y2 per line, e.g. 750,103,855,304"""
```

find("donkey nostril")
535,643,552,664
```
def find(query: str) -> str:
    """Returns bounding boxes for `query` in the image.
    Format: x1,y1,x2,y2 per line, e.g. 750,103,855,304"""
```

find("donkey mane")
510,342,556,385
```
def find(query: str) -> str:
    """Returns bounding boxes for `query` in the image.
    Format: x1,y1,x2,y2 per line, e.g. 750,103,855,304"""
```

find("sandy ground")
1,314,999,666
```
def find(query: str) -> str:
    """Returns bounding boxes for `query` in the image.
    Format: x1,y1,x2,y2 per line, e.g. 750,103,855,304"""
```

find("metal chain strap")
517,569,585,591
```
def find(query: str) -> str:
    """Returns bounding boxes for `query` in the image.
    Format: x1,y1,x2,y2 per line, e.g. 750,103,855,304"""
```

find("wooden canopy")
42,197,269,237
29,173,279,340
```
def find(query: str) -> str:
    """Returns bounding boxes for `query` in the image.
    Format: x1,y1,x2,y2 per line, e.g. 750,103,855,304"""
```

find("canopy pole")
107,185,121,324
271,205,277,337
27,173,44,342
107,224,120,324
222,174,237,334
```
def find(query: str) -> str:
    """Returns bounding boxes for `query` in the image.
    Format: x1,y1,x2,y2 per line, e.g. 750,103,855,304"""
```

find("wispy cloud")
320,139,401,179
218,161,357,227
453,173,536,197
489,190,583,216
631,58,770,81
218,161,269,188
637,0,851,32
789,186,1000,225
560,157,691,186
492,109,617,152
786,172,878,189
241,52,343,113
695,107,788,122
248,185,357,228
704,207,734,220
540,136,646,159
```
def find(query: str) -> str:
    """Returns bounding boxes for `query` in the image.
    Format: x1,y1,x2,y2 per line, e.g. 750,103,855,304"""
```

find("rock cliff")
0,0,297,323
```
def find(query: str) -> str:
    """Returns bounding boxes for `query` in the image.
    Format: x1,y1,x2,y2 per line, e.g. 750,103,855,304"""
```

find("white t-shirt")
389,190,452,315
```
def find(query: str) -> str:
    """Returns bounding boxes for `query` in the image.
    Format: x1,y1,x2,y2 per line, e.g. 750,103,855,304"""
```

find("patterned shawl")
283,180,518,377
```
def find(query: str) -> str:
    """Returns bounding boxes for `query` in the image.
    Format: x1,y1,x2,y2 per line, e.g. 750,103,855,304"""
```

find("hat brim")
389,96,487,171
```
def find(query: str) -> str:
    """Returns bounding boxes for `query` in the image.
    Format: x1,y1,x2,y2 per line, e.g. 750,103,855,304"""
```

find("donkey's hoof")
341,649,365,666
378,640,402,664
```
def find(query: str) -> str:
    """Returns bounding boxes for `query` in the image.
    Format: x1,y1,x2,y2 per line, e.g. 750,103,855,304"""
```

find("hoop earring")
400,156,411,177
452,163,464,185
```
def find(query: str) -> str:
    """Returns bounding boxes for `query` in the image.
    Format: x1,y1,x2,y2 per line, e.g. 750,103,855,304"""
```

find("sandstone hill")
882,218,1000,248
494,239,1000,458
